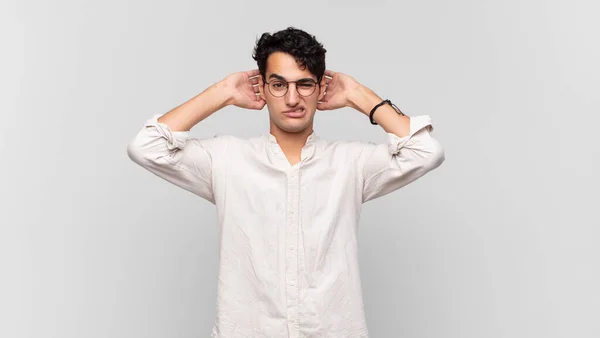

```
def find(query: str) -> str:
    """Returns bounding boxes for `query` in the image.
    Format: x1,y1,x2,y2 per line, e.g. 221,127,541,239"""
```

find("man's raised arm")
317,69,445,202
126,69,265,203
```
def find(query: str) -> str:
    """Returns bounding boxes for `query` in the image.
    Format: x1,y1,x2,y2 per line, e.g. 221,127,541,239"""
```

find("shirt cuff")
386,115,433,155
144,114,190,150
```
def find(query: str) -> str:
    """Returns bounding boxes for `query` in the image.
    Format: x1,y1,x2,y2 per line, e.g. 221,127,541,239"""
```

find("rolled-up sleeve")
126,114,226,204
360,115,445,203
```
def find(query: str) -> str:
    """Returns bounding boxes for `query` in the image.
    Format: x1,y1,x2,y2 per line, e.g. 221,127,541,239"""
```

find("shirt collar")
264,131,319,164
266,130,318,146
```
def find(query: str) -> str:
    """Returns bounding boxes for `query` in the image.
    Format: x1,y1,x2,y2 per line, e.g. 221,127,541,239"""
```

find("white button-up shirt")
127,113,445,337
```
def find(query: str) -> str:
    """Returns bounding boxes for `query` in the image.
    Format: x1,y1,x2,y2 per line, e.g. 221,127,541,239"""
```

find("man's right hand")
156,69,267,132
222,69,266,110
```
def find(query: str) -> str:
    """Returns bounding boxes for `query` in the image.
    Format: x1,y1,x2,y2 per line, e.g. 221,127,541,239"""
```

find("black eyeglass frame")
263,77,322,97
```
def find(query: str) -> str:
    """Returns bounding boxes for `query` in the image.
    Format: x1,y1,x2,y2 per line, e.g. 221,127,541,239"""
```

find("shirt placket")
285,165,301,337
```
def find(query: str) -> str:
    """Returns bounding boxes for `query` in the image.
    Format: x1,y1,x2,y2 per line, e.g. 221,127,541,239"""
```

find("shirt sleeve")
359,115,445,203
126,114,226,204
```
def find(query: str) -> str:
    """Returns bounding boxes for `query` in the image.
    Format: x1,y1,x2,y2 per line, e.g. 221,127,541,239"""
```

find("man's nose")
284,83,300,105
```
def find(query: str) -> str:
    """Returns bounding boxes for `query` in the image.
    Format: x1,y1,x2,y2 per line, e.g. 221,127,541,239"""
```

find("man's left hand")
317,70,365,111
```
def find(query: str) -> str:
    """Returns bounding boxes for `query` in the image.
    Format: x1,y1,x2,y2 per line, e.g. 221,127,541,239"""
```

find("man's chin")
277,120,312,133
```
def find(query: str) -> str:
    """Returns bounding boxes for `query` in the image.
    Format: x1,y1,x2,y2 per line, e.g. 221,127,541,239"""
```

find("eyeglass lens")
268,80,317,97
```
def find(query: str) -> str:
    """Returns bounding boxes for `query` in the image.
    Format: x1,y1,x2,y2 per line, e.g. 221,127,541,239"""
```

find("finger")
317,102,330,111
317,94,327,105
254,99,266,109
323,69,335,78
246,69,260,77
250,77,259,85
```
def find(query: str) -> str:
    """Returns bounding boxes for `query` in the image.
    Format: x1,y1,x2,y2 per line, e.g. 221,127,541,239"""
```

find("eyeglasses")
264,78,319,97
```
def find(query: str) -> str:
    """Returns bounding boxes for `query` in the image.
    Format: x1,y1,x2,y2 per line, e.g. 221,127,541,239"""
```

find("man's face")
258,51,326,135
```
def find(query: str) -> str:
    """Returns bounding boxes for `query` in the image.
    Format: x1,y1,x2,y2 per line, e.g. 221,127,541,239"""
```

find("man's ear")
258,76,267,101
317,77,327,100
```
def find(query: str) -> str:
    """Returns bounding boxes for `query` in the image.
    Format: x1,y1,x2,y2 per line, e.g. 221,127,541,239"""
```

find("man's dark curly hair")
252,27,327,83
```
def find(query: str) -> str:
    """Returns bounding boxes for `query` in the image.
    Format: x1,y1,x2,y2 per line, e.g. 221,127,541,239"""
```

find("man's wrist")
211,80,235,108
347,85,383,116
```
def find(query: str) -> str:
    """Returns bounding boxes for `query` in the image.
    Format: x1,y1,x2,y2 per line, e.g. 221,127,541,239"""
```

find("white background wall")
1,0,598,337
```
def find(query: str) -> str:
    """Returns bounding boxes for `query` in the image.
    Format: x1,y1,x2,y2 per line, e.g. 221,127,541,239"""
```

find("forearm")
157,81,232,132
348,85,410,138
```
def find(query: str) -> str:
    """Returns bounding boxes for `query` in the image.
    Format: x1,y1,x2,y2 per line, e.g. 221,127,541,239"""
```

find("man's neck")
269,126,313,157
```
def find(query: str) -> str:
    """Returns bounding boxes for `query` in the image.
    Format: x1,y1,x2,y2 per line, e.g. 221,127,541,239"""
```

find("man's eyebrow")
268,73,316,82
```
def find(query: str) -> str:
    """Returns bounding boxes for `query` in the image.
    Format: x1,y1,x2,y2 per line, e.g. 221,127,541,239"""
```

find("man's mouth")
283,108,306,118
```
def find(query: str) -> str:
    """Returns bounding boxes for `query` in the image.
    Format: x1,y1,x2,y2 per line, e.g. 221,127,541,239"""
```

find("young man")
127,27,445,338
